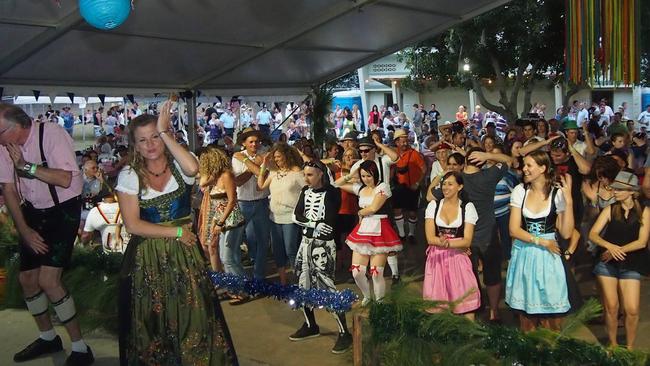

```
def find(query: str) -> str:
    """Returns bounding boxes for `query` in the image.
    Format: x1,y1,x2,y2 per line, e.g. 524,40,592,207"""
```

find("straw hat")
393,129,408,140
609,171,639,191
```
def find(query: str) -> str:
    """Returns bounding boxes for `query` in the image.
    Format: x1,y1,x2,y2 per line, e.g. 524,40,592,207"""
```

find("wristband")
216,221,225,227
532,235,540,245
158,130,171,137
176,226,183,238
29,163,38,175
242,157,250,164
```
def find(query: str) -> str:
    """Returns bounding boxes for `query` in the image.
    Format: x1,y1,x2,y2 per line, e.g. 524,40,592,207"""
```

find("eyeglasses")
359,148,372,153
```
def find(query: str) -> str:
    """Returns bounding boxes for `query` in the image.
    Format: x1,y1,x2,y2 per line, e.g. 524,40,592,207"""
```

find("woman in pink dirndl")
335,160,402,305
424,171,480,319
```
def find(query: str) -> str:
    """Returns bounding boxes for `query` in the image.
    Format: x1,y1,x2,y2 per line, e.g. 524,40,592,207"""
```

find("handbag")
222,203,245,231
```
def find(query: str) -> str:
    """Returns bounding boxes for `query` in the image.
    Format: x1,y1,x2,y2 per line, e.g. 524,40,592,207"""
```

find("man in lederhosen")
0,103,94,365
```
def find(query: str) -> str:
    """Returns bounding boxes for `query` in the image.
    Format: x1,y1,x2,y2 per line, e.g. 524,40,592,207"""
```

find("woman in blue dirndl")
505,150,580,331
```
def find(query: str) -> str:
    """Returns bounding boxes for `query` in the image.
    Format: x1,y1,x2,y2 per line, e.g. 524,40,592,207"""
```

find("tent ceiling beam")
375,1,461,19
187,0,379,89
0,18,57,28
0,9,82,75
78,27,264,49
283,45,378,53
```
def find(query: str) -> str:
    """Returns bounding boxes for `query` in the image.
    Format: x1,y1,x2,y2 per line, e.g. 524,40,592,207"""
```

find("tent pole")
188,91,198,151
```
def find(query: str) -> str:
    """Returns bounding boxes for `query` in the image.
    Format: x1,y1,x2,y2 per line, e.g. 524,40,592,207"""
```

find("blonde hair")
127,114,172,193
198,147,231,185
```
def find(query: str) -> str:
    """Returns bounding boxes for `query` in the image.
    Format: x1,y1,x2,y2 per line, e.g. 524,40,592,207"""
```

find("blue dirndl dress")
505,188,573,315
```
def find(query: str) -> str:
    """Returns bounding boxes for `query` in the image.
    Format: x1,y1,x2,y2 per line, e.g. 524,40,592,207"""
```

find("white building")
357,54,643,121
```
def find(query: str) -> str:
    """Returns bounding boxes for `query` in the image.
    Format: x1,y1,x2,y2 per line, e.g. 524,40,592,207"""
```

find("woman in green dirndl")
116,100,237,365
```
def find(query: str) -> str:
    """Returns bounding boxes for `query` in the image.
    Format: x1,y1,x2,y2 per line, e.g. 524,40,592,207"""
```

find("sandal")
229,295,252,306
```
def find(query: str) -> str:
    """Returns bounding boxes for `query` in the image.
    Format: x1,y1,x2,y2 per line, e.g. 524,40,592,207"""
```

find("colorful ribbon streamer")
565,0,639,85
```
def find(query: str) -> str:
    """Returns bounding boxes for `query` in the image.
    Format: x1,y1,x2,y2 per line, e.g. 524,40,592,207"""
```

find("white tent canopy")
0,0,509,97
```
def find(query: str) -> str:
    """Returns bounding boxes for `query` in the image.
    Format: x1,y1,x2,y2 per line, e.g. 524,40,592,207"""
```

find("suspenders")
38,123,60,205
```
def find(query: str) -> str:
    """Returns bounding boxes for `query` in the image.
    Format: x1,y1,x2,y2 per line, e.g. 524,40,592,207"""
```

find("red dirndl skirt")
346,217,403,255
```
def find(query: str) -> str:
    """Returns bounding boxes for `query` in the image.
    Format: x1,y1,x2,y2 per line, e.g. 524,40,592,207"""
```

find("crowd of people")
0,94,649,364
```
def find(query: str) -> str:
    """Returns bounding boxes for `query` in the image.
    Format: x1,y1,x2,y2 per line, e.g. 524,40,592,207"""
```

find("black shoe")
65,346,95,366
392,275,401,285
14,336,64,362
289,322,320,341
332,332,353,354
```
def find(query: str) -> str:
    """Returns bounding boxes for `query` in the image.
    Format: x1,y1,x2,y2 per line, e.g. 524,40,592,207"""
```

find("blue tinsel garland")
209,272,358,313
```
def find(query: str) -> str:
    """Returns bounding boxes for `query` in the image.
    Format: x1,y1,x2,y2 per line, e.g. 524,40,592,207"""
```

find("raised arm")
467,151,513,167
568,144,592,174
372,134,398,162
157,101,198,176
517,135,560,157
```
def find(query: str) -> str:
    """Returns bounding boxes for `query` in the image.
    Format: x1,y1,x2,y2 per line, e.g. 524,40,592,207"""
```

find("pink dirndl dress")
423,199,480,314
346,183,402,255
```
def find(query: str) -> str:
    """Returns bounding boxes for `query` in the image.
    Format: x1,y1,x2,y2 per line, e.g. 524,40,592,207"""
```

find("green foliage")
2,247,122,333
311,84,333,148
398,0,568,121
366,280,648,366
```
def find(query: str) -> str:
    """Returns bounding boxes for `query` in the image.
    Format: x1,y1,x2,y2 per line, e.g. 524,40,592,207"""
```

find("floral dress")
116,162,237,365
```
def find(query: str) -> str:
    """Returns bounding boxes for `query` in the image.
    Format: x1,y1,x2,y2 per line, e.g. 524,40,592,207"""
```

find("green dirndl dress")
118,165,237,365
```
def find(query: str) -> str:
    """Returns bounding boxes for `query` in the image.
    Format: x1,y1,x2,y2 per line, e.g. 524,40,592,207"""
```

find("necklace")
276,169,289,180
146,164,168,177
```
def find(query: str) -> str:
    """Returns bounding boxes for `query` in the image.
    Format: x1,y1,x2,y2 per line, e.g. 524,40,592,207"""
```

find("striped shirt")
494,169,520,217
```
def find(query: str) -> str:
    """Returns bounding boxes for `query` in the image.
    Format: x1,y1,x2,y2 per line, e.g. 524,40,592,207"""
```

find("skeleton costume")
290,163,352,352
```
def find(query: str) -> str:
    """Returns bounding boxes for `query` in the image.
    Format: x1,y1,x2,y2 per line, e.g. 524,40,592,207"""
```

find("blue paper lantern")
79,0,131,30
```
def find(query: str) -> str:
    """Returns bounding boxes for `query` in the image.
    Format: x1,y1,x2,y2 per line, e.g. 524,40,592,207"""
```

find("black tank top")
601,204,649,275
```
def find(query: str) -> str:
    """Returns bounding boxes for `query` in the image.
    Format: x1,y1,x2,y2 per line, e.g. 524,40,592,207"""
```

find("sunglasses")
359,148,373,153
550,138,568,150
303,161,324,171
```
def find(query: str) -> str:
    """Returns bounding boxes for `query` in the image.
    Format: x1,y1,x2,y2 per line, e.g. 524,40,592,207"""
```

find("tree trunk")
560,82,586,119
471,79,518,124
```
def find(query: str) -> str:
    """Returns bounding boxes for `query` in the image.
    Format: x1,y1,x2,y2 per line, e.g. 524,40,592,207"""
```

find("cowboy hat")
393,129,408,140
236,127,264,145
438,121,454,132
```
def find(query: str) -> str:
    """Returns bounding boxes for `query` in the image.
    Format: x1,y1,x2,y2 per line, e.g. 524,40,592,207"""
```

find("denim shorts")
593,261,642,280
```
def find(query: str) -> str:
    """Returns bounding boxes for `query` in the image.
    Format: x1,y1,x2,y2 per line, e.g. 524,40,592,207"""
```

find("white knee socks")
351,264,371,301
387,255,399,277
371,266,386,301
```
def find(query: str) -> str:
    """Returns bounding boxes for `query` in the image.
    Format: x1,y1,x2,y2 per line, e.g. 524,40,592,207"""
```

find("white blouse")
115,160,195,200
510,184,566,219
425,199,478,228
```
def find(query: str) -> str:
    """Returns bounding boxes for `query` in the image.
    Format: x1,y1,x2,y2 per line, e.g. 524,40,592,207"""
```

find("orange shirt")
335,170,359,214
394,148,425,186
